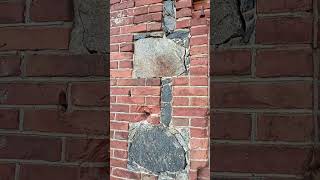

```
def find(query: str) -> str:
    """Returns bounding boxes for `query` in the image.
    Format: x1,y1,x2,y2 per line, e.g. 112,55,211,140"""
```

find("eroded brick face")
110,0,210,179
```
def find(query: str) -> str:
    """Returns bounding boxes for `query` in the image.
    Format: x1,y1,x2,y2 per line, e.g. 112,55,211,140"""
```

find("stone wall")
110,0,210,179
210,0,320,179
0,0,109,179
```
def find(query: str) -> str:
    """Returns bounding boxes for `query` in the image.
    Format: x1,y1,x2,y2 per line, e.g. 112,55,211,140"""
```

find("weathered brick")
257,0,312,13
0,135,61,161
65,138,107,162
256,49,313,77
212,82,313,109
135,0,162,7
0,163,15,180
212,144,310,174
0,109,19,130
0,27,71,51
30,0,73,22
71,82,108,107
0,1,25,23
257,114,313,142
256,17,312,44
25,54,106,77
211,112,251,140
211,49,251,76
0,55,21,76
24,110,108,135
79,167,109,180
0,83,66,105
20,164,78,180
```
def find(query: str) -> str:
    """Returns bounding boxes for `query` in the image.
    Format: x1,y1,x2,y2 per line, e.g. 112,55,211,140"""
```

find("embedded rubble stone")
69,0,108,54
163,0,176,34
128,123,186,174
212,0,255,46
160,78,173,127
133,37,187,78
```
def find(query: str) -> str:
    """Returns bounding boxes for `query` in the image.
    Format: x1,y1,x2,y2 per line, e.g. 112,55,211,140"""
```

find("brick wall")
110,0,210,179
0,0,109,180
210,0,319,179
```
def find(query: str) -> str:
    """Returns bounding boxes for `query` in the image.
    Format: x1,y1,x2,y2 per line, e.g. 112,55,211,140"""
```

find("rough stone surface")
128,123,187,175
167,30,190,48
211,0,255,47
69,0,108,54
163,0,176,34
133,37,187,78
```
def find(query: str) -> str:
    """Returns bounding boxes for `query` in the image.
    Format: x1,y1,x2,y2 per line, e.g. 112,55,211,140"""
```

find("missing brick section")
212,0,255,47
128,0,191,178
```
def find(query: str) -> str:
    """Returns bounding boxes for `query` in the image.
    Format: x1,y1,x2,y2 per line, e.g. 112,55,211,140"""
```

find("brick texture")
210,0,318,179
0,0,109,179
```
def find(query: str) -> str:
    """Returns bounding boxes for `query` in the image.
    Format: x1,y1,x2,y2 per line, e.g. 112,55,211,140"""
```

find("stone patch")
133,37,187,78
163,0,176,34
211,0,255,47
69,0,108,54
128,122,188,177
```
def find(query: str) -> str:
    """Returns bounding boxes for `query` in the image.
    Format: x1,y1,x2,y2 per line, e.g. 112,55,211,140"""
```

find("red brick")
173,97,189,106
147,22,162,31
121,24,147,34
190,36,208,45
211,49,251,76
190,117,208,128
111,69,132,78
117,96,145,104
190,138,208,149
119,60,133,68
256,17,312,44
113,149,128,159
110,121,129,131
20,164,78,180
212,144,310,174
176,8,192,18
190,150,208,160
117,79,145,86
71,82,108,107
25,54,106,77
211,112,251,140
256,49,313,77
30,0,73,22
132,87,160,96
257,114,313,142
0,83,66,105
65,138,107,162
174,87,208,96
111,44,119,52
145,97,160,105
190,46,208,56
190,128,208,138
176,0,192,9
176,19,191,28
173,107,208,117
110,158,127,168
0,55,21,76
149,4,163,13
146,78,161,86
190,77,208,86
0,135,61,161
110,87,131,95
24,110,108,135
110,0,134,11
0,27,71,51
172,77,189,86
112,168,140,179
111,27,120,35
120,43,134,52
172,117,189,126
110,35,133,43
114,131,129,140
190,97,208,106
111,17,134,27
191,26,208,36
110,52,133,60
133,12,162,23
212,82,313,109
257,0,312,13
0,109,19,130
135,0,162,7
116,113,145,123
0,1,24,23
133,6,148,15
111,104,130,112
110,140,128,150
0,163,15,180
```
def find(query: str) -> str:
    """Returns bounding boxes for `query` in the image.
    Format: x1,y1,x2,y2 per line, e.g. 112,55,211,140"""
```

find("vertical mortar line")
61,137,66,162
313,0,319,143
67,82,72,112
24,0,32,23
19,52,26,78
251,113,257,142
18,109,24,131
251,48,256,78
14,163,20,180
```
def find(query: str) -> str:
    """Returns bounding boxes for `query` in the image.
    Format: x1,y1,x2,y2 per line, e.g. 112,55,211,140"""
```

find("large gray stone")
128,123,186,174
69,0,108,54
133,37,187,78
211,0,255,46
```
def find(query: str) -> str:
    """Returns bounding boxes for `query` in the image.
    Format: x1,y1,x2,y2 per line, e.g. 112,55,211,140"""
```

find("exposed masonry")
70,0,108,54
212,0,256,47
128,0,191,178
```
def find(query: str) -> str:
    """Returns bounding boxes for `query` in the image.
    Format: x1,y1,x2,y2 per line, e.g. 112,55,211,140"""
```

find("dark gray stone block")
163,0,176,34
69,0,108,54
128,124,186,174
161,102,172,126
211,0,255,47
